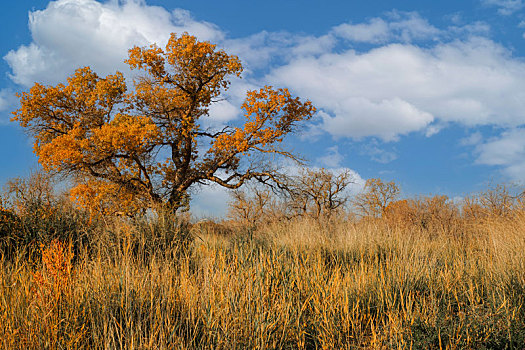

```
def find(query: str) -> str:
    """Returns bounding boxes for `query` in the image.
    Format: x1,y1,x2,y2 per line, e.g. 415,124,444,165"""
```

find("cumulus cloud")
482,0,525,15
475,128,525,181
190,182,231,219
321,98,434,141
360,142,398,164
0,89,18,124
332,12,440,43
317,146,343,167
267,37,525,140
4,0,223,87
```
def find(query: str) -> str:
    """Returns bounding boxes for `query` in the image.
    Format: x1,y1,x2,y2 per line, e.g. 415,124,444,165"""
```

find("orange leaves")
13,67,127,149
32,239,74,304
36,127,88,171
93,114,159,154
212,86,315,154
126,45,166,78
127,33,242,103
70,180,143,218
33,114,158,172
213,128,249,154
163,33,242,79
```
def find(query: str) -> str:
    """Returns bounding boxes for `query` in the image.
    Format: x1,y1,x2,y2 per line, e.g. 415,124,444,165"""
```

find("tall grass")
1,211,525,349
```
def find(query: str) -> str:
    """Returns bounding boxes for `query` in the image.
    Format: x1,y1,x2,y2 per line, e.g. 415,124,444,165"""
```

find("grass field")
1,204,525,349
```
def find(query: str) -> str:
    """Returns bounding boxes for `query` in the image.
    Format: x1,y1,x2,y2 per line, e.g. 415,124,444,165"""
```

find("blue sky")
1,0,525,216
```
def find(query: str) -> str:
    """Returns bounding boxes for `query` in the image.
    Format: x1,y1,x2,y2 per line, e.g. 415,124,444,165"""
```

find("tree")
354,178,399,218
228,186,274,227
227,168,353,224
463,182,525,218
284,168,353,219
12,33,316,215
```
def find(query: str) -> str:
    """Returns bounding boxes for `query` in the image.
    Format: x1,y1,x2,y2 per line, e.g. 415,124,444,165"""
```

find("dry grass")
1,210,524,349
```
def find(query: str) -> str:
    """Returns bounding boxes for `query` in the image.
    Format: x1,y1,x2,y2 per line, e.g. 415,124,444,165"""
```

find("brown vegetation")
354,178,400,218
1,172,525,348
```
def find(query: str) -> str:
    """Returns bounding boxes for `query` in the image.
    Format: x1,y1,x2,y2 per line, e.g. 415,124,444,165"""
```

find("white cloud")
202,78,258,129
0,89,18,124
460,132,483,146
190,182,231,219
207,100,239,124
448,21,491,36
267,37,525,140
482,0,525,15
424,123,446,137
317,146,343,167
0,89,15,111
321,98,434,141
360,142,398,164
4,0,224,86
333,18,390,44
332,12,440,44
475,128,525,180
224,31,336,74
224,32,287,72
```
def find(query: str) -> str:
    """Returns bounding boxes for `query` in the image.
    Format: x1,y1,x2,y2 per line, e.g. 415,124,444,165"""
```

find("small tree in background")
227,168,353,225
13,33,315,216
354,178,399,218
284,168,353,220
463,182,525,219
228,186,275,227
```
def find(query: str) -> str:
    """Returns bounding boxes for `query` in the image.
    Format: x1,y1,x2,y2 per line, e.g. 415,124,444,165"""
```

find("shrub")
0,204,23,257
2,172,93,259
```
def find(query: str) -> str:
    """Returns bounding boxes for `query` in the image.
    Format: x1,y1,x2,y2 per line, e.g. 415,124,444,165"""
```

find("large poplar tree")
12,33,315,215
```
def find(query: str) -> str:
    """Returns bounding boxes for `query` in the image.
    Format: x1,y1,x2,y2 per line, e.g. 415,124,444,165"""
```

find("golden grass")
1,213,525,349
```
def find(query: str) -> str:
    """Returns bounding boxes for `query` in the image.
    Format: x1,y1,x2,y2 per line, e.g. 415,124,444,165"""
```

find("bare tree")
284,168,353,219
228,186,274,226
463,182,525,218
